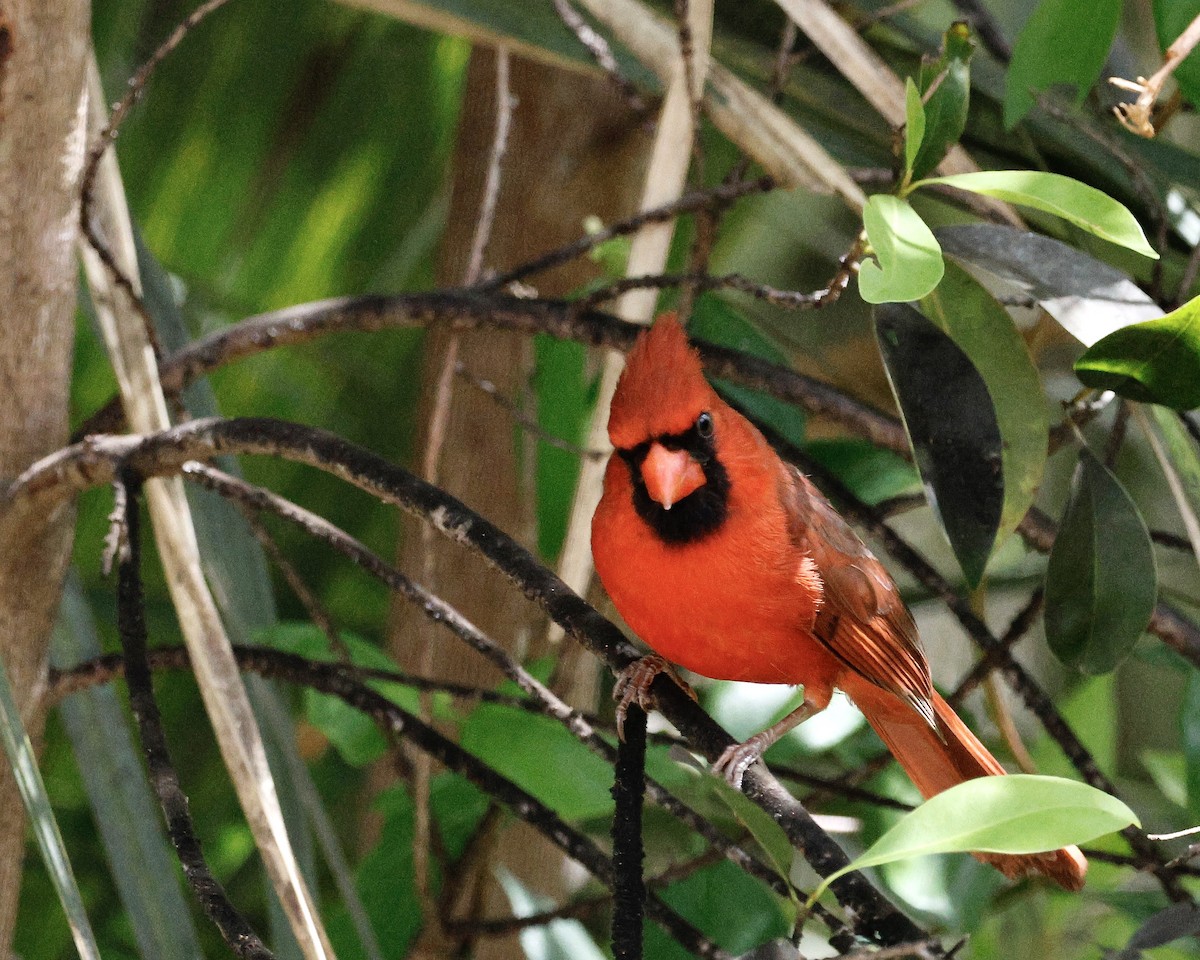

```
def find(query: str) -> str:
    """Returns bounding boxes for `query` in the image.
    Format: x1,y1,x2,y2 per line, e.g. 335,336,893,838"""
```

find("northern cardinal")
591,315,1086,890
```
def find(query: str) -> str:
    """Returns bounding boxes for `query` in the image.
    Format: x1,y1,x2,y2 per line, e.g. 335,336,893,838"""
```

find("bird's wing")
780,465,936,727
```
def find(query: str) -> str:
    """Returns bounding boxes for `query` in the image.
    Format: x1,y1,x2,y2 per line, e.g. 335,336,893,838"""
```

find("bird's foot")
613,654,696,740
712,732,773,790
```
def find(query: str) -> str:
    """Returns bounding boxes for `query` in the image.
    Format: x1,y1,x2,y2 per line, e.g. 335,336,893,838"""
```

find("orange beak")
641,442,706,510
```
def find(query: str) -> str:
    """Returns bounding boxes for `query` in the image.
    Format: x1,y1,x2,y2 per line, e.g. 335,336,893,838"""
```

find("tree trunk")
0,0,89,952
386,47,647,958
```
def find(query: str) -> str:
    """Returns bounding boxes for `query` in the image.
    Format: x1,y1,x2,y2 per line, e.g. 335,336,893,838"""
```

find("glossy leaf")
875,302,1004,586
935,223,1161,345
1004,0,1121,127
923,260,1048,550
910,22,974,180
858,195,944,304
809,775,1138,906
1044,448,1157,674
903,77,925,179
919,171,1158,259
1075,295,1200,409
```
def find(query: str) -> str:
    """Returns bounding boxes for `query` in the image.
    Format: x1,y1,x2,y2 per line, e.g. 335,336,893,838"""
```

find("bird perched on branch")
591,314,1086,890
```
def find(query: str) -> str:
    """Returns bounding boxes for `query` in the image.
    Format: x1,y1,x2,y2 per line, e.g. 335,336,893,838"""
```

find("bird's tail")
854,684,1087,891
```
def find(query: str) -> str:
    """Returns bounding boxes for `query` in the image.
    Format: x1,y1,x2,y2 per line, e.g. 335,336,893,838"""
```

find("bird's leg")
712,696,823,789
613,653,697,740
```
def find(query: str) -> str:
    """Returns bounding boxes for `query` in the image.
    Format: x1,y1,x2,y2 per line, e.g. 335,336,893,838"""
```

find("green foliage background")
18,0,1200,958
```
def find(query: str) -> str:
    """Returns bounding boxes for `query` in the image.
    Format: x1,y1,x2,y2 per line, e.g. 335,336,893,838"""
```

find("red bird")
591,315,1086,890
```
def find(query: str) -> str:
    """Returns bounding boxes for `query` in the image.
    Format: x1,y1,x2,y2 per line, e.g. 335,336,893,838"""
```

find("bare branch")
15,417,935,946
1109,12,1200,138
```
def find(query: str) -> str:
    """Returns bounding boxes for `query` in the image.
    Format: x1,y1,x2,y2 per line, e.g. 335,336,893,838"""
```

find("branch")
13,417,933,946
114,475,274,959
1109,12,1200,138
65,293,1200,668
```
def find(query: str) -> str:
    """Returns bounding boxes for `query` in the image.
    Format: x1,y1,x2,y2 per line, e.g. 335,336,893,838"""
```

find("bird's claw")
712,735,769,790
613,654,696,740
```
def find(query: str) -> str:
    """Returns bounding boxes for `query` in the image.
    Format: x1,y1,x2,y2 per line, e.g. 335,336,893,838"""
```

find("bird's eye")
696,412,714,439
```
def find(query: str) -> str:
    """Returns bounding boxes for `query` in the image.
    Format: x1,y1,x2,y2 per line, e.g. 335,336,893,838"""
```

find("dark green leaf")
935,224,1161,345
1044,448,1157,674
1004,0,1122,127
919,171,1157,258
910,22,974,180
923,260,1047,550
1075,295,1200,409
903,77,926,179
858,195,944,304
875,303,1004,586
1153,0,1200,111
809,775,1138,906
1111,902,1200,959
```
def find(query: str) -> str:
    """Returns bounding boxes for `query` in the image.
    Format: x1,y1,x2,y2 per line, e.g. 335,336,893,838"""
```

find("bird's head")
607,315,731,543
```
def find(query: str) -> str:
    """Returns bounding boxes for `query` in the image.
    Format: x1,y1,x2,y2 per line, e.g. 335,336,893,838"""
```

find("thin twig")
948,589,1044,707
464,49,514,286
14,418,936,946
114,474,275,959
445,895,609,937
54,297,1200,670
575,262,860,312
236,506,349,661
1109,12,1200,137
484,177,774,290
454,361,605,460
182,465,857,941
550,0,647,112
80,0,237,340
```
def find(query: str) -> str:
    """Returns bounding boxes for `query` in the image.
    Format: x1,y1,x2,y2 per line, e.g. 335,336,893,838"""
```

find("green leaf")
903,77,926,180
918,171,1158,258
923,260,1048,550
875,302,1004,586
460,705,614,820
1004,0,1122,127
910,22,974,180
935,223,1161,345
710,778,797,898
858,195,945,304
803,439,920,506
266,623,420,766
1075,295,1200,409
1044,448,1157,674
1154,0,1200,112
808,774,1138,906
656,859,794,957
